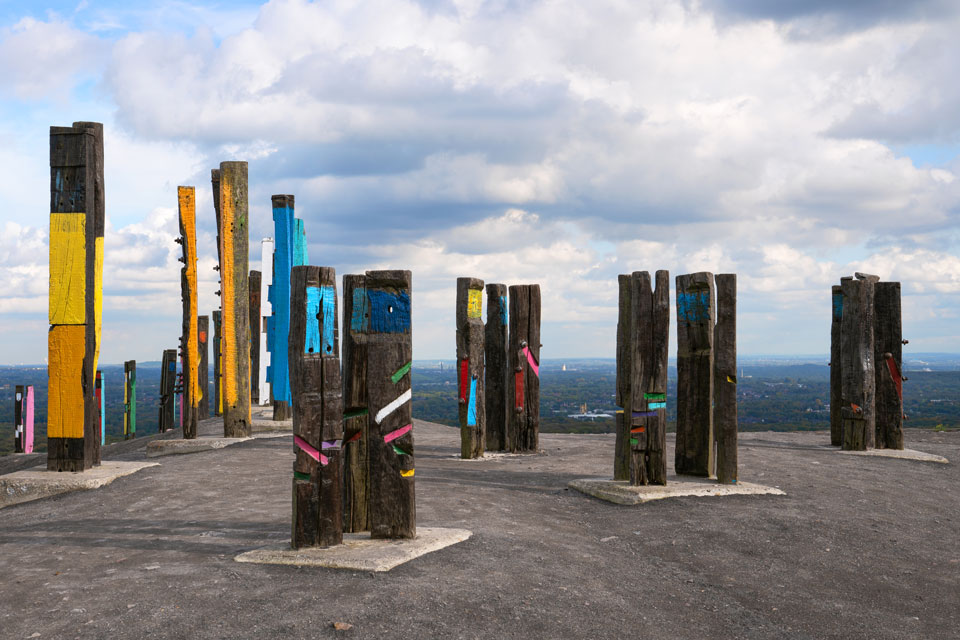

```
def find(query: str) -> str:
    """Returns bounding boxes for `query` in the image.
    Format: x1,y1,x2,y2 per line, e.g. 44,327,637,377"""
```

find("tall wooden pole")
249,270,261,405
457,277,485,458
290,266,343,548
484,283,508,452
342,273,370,533
159,349,177,433
614,275,631,480
123,361,136,440
269,195,295,421
48,121,104,471
212,310,222,417
178,186,199,439
197,316,209,420
217,161,251,437
14,385,34,454
840,274,877,450
366,270,415,539
96,370,105,445
258,238,273,406
507,284,541,453
829,284,843,446
874,281,904,450
675,272,715,477
714,274,738,484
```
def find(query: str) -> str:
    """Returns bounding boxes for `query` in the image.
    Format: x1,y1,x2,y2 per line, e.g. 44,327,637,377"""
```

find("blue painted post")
268,195,295,421
294,218,308,266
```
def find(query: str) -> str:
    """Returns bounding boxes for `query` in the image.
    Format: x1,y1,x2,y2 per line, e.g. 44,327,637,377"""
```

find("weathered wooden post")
212,310,222,416
342,273,370,533
290,266,343,548
615,272,670,485
268,195,296,421
874,281,904,450
123,361,136,440
249,270,261,405
258,239,273,406
484,283,508,452
507,284,541,453
178,186,200,439
95,370,105,445
295,218,308,264
216,161,251,437
457,277,485,458
675,272,715,477
197,316,209,420
48,121,104,471
159,349,177,433
829,284,843,446
14,385,34,454
366,270,415,539
714,274,738,484
840,274,877,451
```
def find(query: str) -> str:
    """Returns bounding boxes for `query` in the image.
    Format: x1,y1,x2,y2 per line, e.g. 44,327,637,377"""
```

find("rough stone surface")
838,447,948,464
146,437,252,458
569,477,785,505
0,461,158,509
236,527,472,571
0,424,957,639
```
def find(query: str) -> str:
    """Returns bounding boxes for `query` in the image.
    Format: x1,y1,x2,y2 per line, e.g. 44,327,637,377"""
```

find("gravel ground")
0,415,957,640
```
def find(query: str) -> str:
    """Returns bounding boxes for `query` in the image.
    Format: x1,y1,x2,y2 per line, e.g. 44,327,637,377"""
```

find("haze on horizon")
0,0,958,364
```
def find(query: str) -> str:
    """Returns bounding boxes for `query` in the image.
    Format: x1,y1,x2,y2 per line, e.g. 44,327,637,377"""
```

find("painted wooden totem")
178,186,200,438
457,277,485,458
507,284,540,453
123,361,136,440
14,385,34,454
484,283,508,452
258,239,273,406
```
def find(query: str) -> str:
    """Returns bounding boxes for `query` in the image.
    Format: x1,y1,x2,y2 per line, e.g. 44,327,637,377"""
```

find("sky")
0,0,958,364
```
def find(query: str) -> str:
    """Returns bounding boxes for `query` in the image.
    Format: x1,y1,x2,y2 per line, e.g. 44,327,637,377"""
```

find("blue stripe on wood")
270,203,295,403
367,289,411,334
647,401,666,410
499,295,507,325
321,285,335,355
632,410,658,418
833,292,843,321
305,286,321,354
677,291,710,323
294,218,307,266
466,377,478,426
350,286,369,332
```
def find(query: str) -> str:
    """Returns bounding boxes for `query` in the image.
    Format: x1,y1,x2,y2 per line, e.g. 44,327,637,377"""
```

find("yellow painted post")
178,186,200,438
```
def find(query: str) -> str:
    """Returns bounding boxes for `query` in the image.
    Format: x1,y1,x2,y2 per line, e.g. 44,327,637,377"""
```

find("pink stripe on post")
295,435,328,465
383,423,412,443
523,346,539,377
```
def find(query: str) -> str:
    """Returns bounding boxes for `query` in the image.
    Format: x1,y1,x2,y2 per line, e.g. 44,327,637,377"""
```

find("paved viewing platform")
0,419,957,639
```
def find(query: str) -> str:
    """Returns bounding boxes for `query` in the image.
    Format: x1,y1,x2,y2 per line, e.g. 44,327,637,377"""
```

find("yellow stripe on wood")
48,325,86,439
467,289,482,319
179,187,200,405
220,180,238,407
94,235,103,371
49,213,86,325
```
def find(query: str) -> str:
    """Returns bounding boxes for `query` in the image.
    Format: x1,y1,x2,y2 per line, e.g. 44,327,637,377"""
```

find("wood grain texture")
614,274,631,480
249,270,261,405
159,349,177,433
840,275,877,451
197,315,209,420
456,277,485,458
484,283,508,452
714,274,737,484
507,284,540,453
178,186,199,439
830,284,843,446
874,281,903,450
218,161,251,437
290,266,343,548
366,270,415,539
675,272,715,477
342,274,370,533
212,310,222,417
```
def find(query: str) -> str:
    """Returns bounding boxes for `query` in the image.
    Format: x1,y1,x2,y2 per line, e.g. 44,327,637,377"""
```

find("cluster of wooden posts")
829,274,905,451
455,279,542,458
614,271,738,486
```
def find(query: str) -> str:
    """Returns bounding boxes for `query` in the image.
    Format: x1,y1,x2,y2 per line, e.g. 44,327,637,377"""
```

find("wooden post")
614,275,631,480
457,277,485,458
874,281,904,450
484,283,508,452
249,270,261,405
675,272,715,477
507,284,541,453
829,284,843,446
342,274,370,533
290,266,343,548
258,239,273,406
159,349,177,433
123,361,136,440
197,316,209,420
217,161,251,437
177,186,200,439
212,310,222,417
48,121,104,471
95,370,105,445
268,195,295,421
14,385,34,454
295,218,308,264
840,274,877,451
366,270,415,539
714,274,737,484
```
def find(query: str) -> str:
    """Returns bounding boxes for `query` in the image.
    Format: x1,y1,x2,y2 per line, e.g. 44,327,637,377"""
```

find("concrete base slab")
569,477,785,505
838,448,948,464
0,461,158,509
450,452,531,461
146,437,251,458
252,417,292,433
234,527,472,572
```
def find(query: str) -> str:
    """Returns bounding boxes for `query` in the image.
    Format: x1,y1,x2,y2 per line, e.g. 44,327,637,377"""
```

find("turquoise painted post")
294,218,308,266
268,195,296,420
96,370,105,445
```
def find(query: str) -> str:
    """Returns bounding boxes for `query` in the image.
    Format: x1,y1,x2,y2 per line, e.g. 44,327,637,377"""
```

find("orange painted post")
178,186,200,438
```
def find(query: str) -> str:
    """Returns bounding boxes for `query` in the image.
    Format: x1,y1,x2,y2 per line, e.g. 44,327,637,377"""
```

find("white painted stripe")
375,388,412,424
